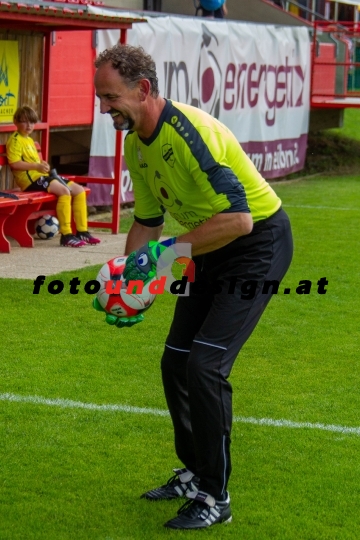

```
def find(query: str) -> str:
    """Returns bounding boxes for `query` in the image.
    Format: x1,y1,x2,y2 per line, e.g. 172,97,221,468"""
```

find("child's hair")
13,106,39,124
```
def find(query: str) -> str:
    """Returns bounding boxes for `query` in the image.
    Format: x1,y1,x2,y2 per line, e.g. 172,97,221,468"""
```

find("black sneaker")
164,490,232,529
140,468,199,501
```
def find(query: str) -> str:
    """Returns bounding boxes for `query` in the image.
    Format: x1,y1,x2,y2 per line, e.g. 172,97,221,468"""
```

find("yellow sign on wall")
0,41,20,124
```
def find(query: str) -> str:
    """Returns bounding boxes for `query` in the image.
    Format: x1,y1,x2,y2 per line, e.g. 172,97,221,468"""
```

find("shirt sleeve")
176,121,250,215
6,135,22,164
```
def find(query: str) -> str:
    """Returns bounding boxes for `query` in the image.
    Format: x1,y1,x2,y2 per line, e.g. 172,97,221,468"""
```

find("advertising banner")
0,41,20,124
88,17,310,205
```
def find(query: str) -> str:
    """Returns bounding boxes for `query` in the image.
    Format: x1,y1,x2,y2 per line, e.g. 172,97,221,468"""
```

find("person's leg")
161,277,213,473
140,264,212,500
163,210,292,528
48,180,72,236
70,183,87,233
70,182,101,244
48,180,86,247
186,210,293,499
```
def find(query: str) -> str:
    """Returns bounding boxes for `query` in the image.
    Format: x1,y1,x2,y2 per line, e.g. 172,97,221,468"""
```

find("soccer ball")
35,214,60,239
96,255,156,318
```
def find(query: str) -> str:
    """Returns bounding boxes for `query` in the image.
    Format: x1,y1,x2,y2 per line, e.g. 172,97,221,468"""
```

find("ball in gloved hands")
94,255,156,327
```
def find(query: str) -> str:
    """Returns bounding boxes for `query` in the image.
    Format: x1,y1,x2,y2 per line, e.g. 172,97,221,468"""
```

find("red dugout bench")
0,143,90,253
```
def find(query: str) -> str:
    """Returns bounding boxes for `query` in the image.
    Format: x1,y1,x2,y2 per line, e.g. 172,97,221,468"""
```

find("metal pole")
41,33,51,161
325,0,330,21
111,27,128,235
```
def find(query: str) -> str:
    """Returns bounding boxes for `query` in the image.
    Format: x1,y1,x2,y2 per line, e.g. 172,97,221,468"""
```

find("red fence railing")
311,21,360,108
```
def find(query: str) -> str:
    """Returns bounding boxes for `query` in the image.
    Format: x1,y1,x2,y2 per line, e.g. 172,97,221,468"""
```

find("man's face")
94,62,140,132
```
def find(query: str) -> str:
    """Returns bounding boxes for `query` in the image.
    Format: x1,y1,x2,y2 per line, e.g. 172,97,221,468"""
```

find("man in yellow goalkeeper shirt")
94,44,293,530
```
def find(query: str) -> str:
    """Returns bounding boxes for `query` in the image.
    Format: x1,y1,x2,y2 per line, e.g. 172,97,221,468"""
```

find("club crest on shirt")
162,144,175,168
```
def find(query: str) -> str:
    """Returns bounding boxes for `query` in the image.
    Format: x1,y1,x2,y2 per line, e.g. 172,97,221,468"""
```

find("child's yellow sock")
72,190,87,233
56,195,72,235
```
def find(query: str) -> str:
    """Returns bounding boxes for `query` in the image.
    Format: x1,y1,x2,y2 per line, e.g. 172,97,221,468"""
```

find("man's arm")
176,212,253,256
125,211,252,258
125,220,164,255
122,211,252,285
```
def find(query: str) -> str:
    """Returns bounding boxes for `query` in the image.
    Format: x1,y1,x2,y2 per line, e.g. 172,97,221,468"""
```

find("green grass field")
1,174,359,540
328,108,360,140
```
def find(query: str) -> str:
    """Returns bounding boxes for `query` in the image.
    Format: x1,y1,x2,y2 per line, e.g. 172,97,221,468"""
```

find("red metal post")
310,21,318,108
110,27,128,234
41,32,51,161
112,131,122,234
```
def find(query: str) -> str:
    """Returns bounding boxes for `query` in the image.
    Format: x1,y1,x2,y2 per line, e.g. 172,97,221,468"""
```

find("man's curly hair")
95,44,159,98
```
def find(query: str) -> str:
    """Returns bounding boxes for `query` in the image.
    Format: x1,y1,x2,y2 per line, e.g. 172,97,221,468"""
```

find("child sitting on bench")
6,106,100,248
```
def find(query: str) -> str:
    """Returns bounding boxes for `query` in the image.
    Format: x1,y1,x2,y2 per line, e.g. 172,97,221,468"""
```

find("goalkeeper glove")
123,238,176,284
92,297,144,328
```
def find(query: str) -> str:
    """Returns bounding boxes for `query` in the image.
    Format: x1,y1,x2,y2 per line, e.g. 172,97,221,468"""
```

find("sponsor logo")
137,145,148,168
153,170,183,210
163,24,307,127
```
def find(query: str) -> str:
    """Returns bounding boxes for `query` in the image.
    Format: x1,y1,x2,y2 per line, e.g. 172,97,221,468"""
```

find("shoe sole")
61,244,86,248
164,509,232,529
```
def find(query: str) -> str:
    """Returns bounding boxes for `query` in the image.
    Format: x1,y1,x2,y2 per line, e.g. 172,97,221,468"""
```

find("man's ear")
138,79,151,101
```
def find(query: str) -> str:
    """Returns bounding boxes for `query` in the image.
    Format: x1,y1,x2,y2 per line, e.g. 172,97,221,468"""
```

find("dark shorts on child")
24,174,69,192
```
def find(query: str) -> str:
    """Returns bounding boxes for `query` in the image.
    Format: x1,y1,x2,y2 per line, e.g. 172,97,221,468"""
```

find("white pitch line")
233,416,360,436
0,392,169,417
283,204,358,211
1,392,360,436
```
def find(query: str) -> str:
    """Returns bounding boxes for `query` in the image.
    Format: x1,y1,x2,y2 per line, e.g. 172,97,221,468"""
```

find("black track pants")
161,208,293,499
